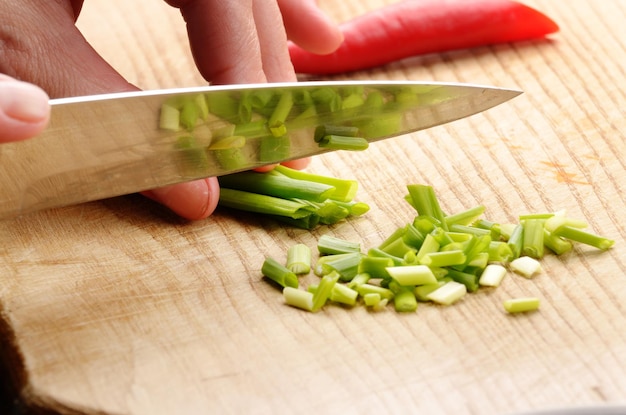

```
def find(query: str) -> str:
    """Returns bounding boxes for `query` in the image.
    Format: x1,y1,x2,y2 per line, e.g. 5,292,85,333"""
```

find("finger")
278,0,343,55
141,177,220,220
251,0,297,82
168,0,268,85
0,75,50,142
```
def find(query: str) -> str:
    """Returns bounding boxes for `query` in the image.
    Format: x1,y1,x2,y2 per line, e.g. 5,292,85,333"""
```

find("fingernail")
0,80,50,122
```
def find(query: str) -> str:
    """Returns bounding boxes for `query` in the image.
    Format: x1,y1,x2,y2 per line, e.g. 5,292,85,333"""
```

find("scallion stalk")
262,257,299,288
551,225,615,250
317,234,361,255
286,244,312,275
503,297,540,313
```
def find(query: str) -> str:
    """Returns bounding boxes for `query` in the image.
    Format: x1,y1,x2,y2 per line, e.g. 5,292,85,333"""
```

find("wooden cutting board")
1,1,625,414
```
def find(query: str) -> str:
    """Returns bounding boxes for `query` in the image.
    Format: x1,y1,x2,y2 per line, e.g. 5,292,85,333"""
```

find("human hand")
0,0,341,219
0,75,50,143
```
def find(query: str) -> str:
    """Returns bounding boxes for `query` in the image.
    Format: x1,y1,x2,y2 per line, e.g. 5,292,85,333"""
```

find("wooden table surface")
1,1,625,414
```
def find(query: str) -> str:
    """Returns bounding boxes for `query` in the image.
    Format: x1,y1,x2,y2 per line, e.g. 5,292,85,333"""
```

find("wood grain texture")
1,0,625,414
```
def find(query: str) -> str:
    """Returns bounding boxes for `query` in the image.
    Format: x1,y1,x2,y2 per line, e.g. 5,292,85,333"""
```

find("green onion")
478,264,507,287
414,282,443,302
543,229,573,255
503,297,540,313
273,165,358,203
218,188,313,219
347,272,371,288
392,285,418,312
406,184,448,231
267,91,293,137
219,171,335,203
544,215,587,232
159,103,181,131
551,225,615,250
314,124,360,142
509,256,542,279
426,281,467,305
358,257,394,279
283,287,313,311
318,135,369,151
356,284,394,301
317,234,361,255
415,233,440,263
386,265,437,286
444,205,485,227
311,271,340,312
329,283,359,306
262,257,299,288
286,244,311,275
419,250,466,268
445,269,479,293
507,224,524,259
315,252,363,281
522,219,545,259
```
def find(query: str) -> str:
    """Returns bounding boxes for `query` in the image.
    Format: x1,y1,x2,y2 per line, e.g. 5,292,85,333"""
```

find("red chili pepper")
289,0,559,75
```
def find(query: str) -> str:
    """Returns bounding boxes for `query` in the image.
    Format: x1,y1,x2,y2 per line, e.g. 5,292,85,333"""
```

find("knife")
0,81,520,219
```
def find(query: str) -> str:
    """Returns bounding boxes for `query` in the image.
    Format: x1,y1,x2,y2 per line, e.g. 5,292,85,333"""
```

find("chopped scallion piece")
318,135,369,151
503,297,540,313
522,219,545,259
283,287,313,311
311,271,340,312
419,250,467,268
426,281,467,305
329,283,359,306
392,285,418,312
406,184,448,231
478,264,507,287
317,234,361,255
262,257,299,288
386,265,437,286
286,244,311,275
551,225,615,250
510,256,542,278
273,165,358,202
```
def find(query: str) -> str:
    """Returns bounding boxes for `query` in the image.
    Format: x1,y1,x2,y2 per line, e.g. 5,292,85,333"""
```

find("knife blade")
0,81,520,219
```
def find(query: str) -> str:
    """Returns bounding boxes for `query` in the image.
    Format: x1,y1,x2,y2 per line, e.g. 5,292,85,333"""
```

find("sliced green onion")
219,171,335,203
414,282,443,302
543,229,573,255
311,271,340,312
283,287,313,311
268,91,293,137
392,285,418,312
544,215,587,232
358,257,394,279
344,272,369,287
314,124,360,142
356,283,394,301
426,281,467,305
406,184,448,231
444,205,485,227
316,252,363,281
317,234,361,255
445,269,479,293
273,165,358,203
551,225,615,250
507,224,524,259
488,241,514,263
415,233,440,263
286,244,311,275
419,250,467,268
318,135,369,151
510,256,542,279
159,103,181,131
386,265,437,286
329,283,359,306
522,219,545,259
218,188,312,219
503,297,540,313
478,264,507,287
262,257,299,288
